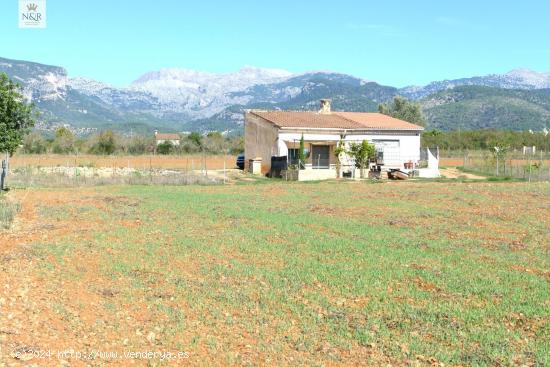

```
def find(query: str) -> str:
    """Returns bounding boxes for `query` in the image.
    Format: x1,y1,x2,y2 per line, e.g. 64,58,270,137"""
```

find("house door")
312,145,330,169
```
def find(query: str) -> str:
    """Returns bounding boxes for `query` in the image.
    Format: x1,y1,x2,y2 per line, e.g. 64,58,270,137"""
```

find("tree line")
379,97,550,151
21,128,244,155
3,71,549,159
421,129,550,151
0,72,244,157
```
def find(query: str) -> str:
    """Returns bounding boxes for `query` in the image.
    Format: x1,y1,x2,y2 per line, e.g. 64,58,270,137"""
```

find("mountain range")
1,56,549,135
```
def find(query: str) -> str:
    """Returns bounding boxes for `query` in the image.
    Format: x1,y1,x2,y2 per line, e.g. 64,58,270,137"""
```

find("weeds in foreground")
7,168,221,188
0,195,20,229
7,182,547,366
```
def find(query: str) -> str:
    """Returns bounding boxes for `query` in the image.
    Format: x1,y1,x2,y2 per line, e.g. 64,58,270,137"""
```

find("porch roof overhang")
285,140,338,146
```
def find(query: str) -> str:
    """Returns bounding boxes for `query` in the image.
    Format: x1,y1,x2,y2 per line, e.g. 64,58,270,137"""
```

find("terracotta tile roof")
251,111,361,129
155,133,180,140
335,112,424,130
250,111,423,131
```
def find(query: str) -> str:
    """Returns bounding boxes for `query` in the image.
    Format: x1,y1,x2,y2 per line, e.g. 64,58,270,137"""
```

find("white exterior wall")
156,139,180,146
277,133,342,157
297,169,338,181
278,131,421,168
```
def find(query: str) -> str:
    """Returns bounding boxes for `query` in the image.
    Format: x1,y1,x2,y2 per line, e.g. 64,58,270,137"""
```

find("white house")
245,99,431,180
154,130,181,146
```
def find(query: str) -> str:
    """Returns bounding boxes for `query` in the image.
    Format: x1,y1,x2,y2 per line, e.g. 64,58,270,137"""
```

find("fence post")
1,159,6,191
149,156,153,184
203,152,208,177
528,157,532,183
223,157,227,184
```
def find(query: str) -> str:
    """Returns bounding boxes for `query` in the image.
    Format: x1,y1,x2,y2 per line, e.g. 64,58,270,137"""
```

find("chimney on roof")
319,99,332,114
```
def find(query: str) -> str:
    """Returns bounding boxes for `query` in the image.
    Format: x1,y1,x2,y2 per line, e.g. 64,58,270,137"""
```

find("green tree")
188,132,203,149
228,136,244,155
157,140,174,155
491,142,509,176
379,96,426,127
420,129,550,151
0,73,37,155
349,140,375,178
206,131,223,139
89,130,117,155
52,127,76,154
204,131,225,153
22,131,47,154
298,134,306,167
126,135,154,155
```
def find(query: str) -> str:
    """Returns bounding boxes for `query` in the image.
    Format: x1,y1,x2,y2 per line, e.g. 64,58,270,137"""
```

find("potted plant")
349,140,375,178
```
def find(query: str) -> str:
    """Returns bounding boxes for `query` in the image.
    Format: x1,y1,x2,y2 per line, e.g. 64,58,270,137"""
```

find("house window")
311,145,330,169
373,140,400,165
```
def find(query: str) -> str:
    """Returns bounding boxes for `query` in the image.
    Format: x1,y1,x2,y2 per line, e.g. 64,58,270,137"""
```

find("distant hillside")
421,86,550,131
400,69,550,99
2,55,550,134
190,77,397,131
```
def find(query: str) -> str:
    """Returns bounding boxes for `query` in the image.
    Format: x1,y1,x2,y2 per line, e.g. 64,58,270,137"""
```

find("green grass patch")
21,182,550,365
0,194,20,229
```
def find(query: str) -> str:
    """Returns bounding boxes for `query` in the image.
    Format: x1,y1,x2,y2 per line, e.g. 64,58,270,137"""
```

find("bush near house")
348,140,376,176
156,140,174,155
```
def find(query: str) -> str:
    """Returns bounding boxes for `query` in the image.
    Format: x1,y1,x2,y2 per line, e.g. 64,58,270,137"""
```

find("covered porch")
280,140,355,181
282,140,338,170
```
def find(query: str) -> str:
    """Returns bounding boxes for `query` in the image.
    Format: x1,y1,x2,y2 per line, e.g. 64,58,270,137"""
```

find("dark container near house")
270,156,288,178
236,154,245,170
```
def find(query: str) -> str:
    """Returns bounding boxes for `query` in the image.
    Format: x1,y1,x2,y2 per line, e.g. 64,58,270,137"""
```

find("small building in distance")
154,130,181,146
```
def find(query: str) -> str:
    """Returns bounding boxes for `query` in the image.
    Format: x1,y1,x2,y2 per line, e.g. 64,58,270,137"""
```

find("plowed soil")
1,181,549,366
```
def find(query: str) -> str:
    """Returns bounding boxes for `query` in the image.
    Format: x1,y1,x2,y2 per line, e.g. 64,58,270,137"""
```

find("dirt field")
1,181,549,366
439,167,486,179
9,154,238,171
440,157,550,167
440,158,467,167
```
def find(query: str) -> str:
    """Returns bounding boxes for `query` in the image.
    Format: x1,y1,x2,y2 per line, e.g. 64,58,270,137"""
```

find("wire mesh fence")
444,150,550,181
4,154,238,188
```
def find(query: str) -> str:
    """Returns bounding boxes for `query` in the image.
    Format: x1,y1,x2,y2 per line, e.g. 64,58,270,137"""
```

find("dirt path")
439,167,486,179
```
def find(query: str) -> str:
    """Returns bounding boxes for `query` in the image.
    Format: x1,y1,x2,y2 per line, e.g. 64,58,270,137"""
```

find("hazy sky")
3,0,549,87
